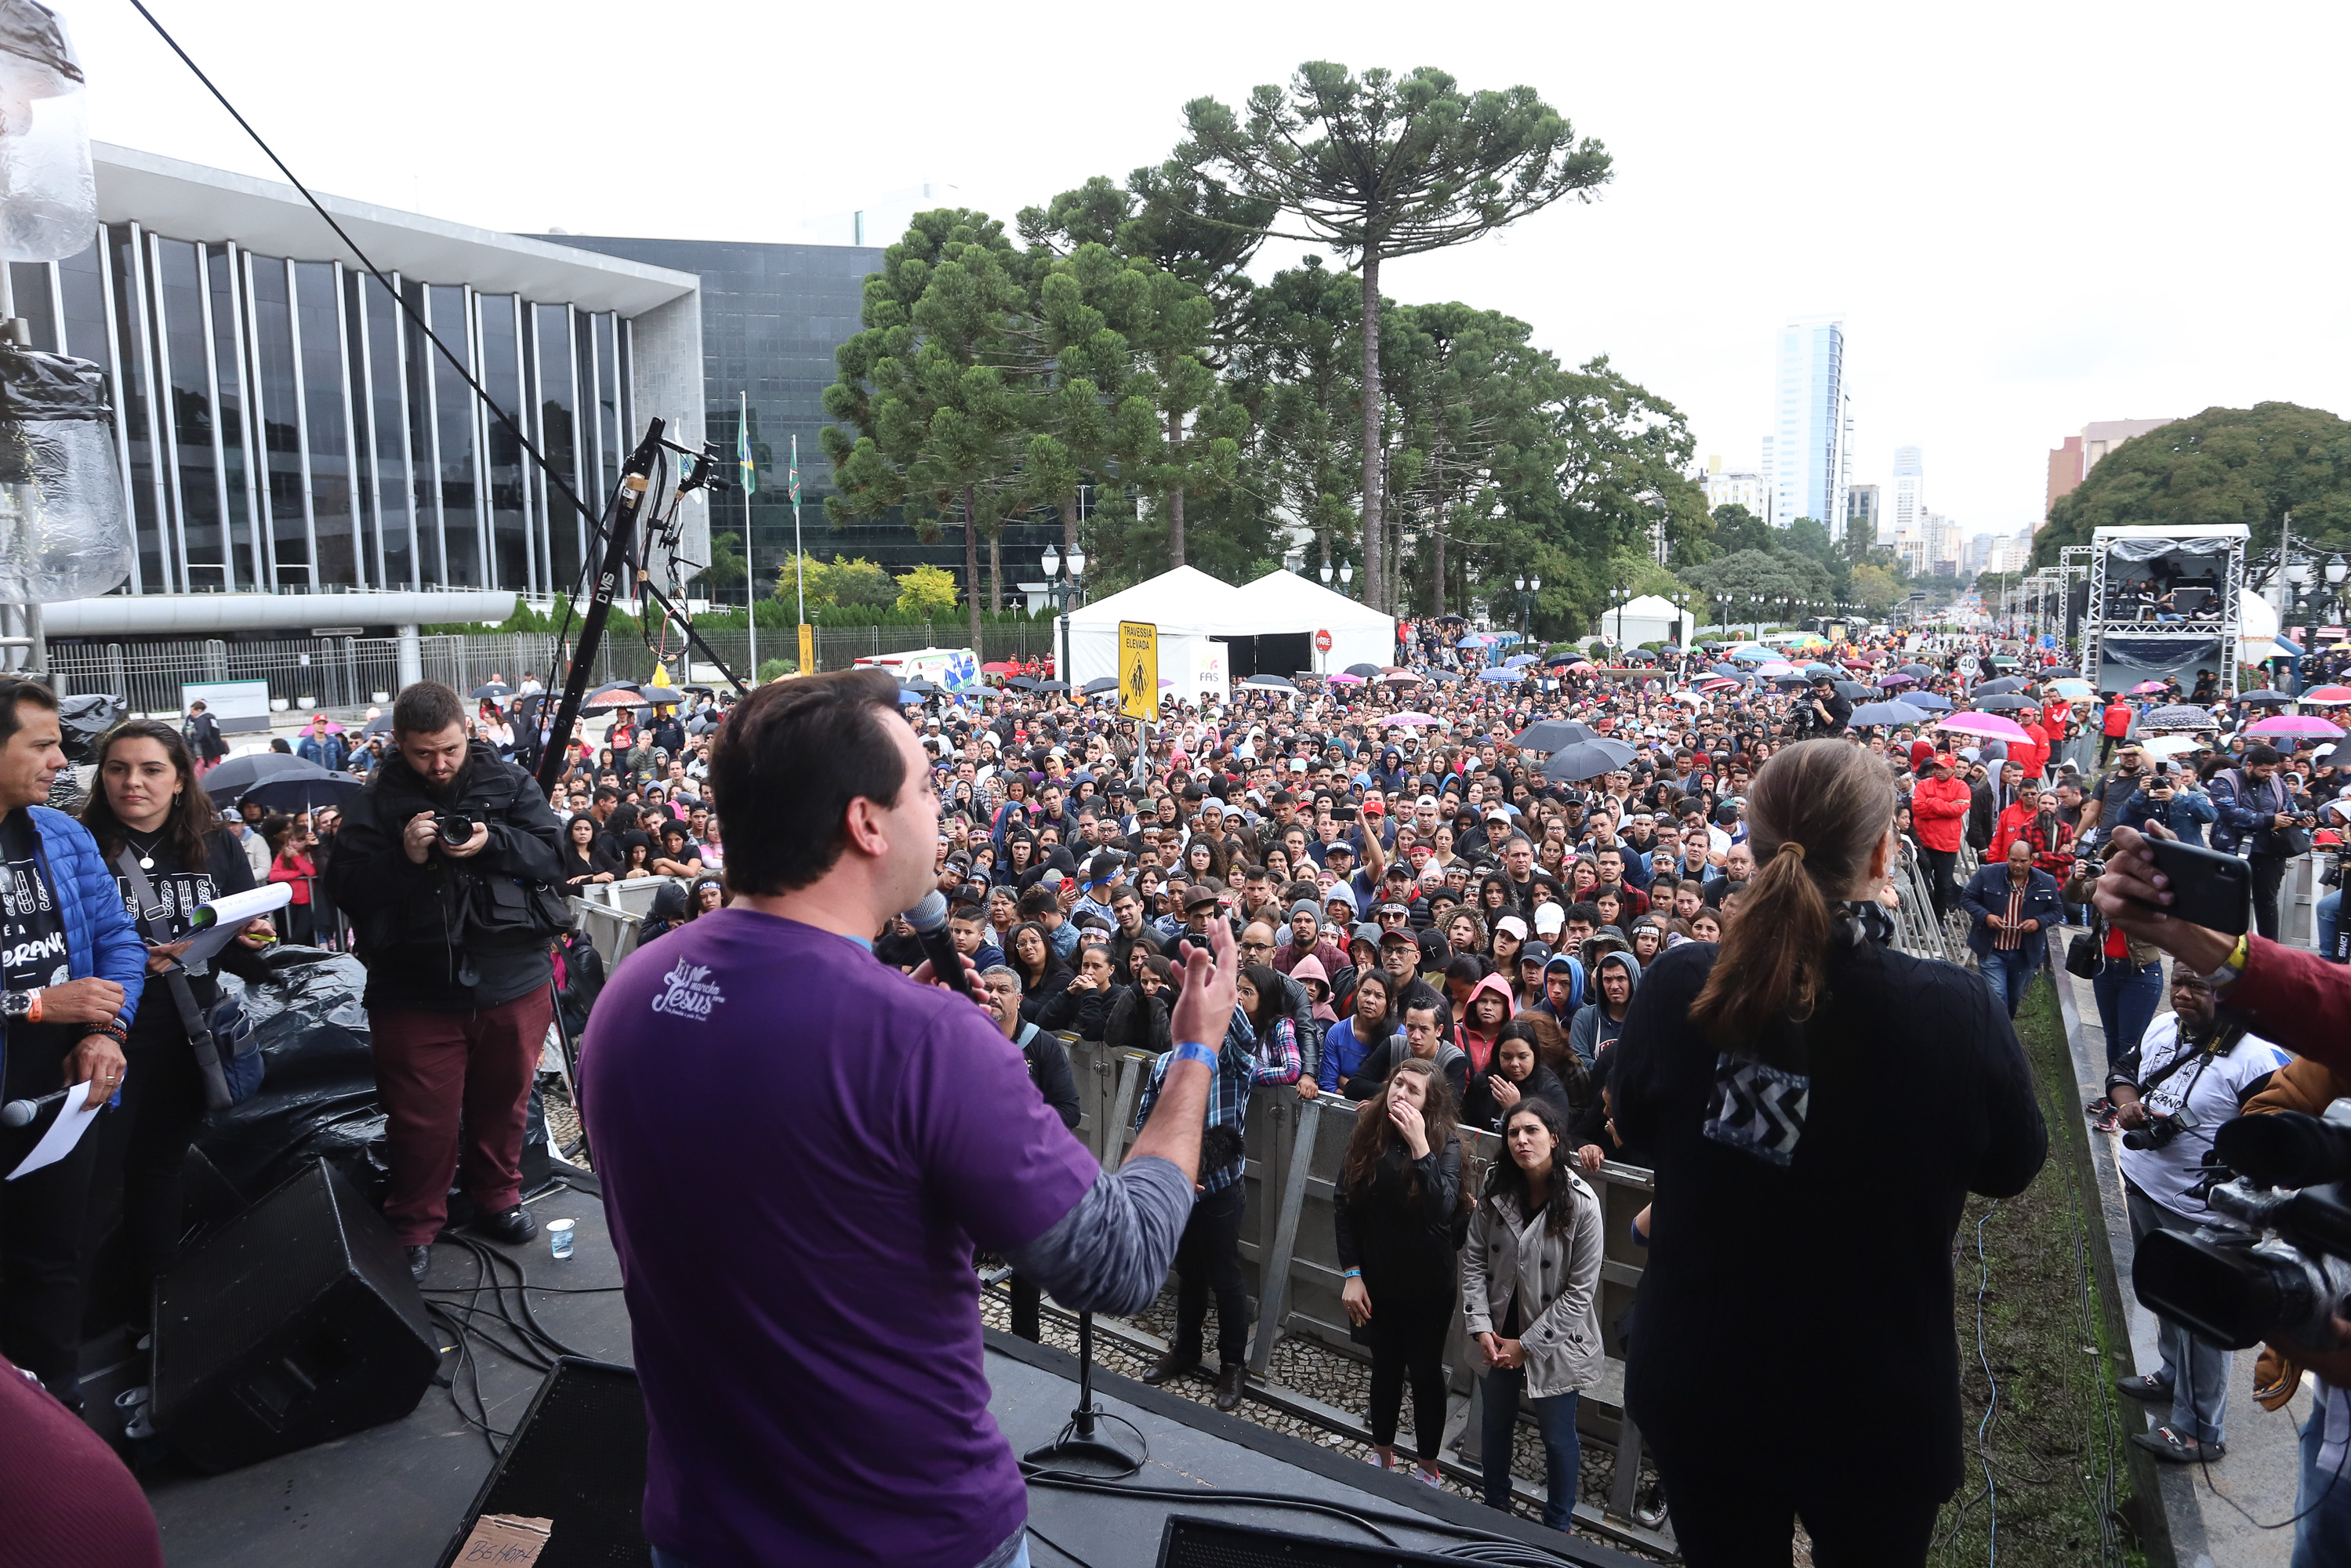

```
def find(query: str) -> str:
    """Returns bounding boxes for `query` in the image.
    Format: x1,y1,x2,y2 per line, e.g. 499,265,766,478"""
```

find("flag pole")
792,434,805,624
741,391,758,682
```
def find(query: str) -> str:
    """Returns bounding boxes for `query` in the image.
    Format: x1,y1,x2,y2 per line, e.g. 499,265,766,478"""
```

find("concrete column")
395,624,423,691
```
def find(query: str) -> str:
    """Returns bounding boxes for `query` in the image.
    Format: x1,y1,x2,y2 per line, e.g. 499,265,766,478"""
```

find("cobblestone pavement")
981,1280,1665,1557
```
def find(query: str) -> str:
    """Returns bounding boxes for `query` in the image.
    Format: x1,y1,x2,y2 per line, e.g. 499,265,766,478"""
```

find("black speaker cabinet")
1156,1517,1466,1567
151,1159,441,1473
437,1357,650,1568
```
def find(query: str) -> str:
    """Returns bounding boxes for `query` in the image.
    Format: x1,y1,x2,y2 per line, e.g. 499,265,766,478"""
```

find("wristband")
1342,1267,1361,1279
2204,931,2251,989
1171,1040,1218,1071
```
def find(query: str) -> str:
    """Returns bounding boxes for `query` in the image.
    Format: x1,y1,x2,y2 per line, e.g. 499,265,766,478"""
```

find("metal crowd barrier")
1058,1037,1672,1550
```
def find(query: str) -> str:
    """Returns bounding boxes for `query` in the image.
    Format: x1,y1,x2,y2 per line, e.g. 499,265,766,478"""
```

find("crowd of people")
9,601,2351,1566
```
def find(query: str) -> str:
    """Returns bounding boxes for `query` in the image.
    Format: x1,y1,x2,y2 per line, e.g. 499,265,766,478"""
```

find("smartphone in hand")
2146,838,2253,935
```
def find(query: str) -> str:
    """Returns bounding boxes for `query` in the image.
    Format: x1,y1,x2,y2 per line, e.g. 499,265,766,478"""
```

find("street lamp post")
1514,573,1540,640
1322,559,1354,597
1040,543,1087,693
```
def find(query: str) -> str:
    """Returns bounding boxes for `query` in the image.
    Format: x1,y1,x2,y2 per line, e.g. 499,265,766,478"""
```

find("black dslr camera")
2123,1106,2196,1152
2133,1105,2351,1351
432,812,479,848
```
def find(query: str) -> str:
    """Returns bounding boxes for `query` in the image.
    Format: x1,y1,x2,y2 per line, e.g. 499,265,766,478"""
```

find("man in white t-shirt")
2106,970,2290,1465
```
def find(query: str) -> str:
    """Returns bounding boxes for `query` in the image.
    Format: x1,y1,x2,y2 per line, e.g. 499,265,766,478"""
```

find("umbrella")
1005,676,1042,691
1693,677,1740,692
2302,684,2351,706
201,753,318,804
2050,679,2095,699
1082,677,1119,695
1036,680,1070,692
1841,659,1872,670
1477,668,1522,683
1833,681,1873,699
1907,691,1955,711
1878,673,1916,688
1731,647,1774,663
1936,712,2031,742
1898,663,1932,679
1344,662,1384,679
2130,681,2168,695
1382,670,1424,684
1383,713,1439,727
469,682,513,701
902,678,942,696
239,764,365,813
1542,652,1581,667
1974,677,2028,696
1540,739,1636,781
896,689,925,706
2247,714,2347,739
2140,704,2218,731
1512,719,1596,751
1502,654,1537,669
1803,662,1838,678
1772,673,1811,689
1626,650,1658,664
2142,734,2203,761
2041,666,2081,679
361,713,394,737
2238,689,2296,706
1239,673,1297,690
981,661,1021,675
1326,672,1366,684
582,682,649,714
1990,656,2019,668
1562,661,1595,675
1709,663,1747,681
1974,694,2037,712
1755,661,1798,677
1851,700,1930,727
1424,669,1463,684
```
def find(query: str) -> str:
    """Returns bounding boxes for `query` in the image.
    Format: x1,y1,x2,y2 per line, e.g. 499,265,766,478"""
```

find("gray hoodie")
1567,949,1641,1068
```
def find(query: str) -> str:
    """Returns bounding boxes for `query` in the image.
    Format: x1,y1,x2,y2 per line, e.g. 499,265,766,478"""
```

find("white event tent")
1065,566,1396,691
1602,593,1696,648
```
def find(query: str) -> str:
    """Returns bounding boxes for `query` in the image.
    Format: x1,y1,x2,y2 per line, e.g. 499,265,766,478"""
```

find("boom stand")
1021,1310,1138,1472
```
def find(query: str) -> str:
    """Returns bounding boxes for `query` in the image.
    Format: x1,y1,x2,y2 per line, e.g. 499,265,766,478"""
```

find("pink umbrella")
2247,714,2347,739
2300,684,2351,705
1935,712,2030,742
1756,661,1798,677
1382,670,1423,684
2132,681,2167,695
1383,712,1439,726
1326,672,1366,684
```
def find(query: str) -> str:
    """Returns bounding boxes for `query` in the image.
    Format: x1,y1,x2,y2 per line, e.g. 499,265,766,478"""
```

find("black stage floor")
124,1181,1638,1568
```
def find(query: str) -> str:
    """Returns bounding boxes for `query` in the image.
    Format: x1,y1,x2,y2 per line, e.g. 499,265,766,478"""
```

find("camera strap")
112,846,231,1110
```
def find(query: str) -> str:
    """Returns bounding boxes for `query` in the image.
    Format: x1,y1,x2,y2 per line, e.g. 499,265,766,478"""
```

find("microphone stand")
1021,1308,1139,1473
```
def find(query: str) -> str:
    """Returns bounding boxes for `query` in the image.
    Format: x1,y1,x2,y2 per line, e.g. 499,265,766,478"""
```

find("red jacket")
1911,774,1971,852
2013,723,2049,782
1990,801,2037,859
2041,700,2072,739
2102,702,2133,739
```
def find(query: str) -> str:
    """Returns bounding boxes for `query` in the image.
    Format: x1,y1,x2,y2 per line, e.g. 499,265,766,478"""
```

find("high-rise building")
2045,417,2177,517
1890,445,1925,543
1845,484,1880,543
1769,315,1849,538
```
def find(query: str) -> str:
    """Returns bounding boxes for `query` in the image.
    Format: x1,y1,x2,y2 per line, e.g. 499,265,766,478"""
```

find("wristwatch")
0,988,35,1021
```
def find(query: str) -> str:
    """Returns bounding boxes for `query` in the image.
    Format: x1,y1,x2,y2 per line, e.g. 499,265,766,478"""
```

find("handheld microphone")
902,890,975,998
0,1087,68,1128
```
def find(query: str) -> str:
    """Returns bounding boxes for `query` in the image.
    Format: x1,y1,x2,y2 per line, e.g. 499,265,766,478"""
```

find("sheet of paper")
176,881,293,968
452,1514,551,1566
8,1079,104,1180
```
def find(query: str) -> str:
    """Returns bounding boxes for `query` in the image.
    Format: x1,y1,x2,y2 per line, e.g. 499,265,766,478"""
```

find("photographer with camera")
325,681,567,1281
1792,675,1851,739
2105,968,2289,1462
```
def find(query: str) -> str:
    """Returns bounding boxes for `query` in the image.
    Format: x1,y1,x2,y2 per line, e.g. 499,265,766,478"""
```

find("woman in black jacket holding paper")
79,720,277,1331
1611,741,2047,1565
1333,1056,1467,1484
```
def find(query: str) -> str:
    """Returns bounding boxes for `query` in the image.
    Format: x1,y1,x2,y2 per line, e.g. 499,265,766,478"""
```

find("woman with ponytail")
1610,739,2048,1566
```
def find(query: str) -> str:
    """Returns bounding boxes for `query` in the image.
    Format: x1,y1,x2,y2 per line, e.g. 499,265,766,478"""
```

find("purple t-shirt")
582,908,1099,1566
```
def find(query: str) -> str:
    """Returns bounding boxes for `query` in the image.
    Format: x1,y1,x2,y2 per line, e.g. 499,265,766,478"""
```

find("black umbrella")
1851,700,1930,727
1511,719,1596,751
239,764,365,814
1833,681,1873,699
201,752,316,804
1973,676,2029,697
1005,676,1042,692
1344,662,1383,679
1710,663,1745,681
1975,693,2037,712
1423,669,1462,684
1899,663,1932,679
469,682,513,701
361,713,393,737
1540,739,1635,782
902,678,942,696
1082,676,1119,695
2041,666,2080,679
1625,649,1657,664
581,684,649,716
1036,680,1070,692
2239,689,2295,706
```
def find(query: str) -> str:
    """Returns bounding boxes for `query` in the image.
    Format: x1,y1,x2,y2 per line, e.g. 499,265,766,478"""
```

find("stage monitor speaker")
1156,1515,1468,1567
437,1357,649,1568
151,1158,441,1473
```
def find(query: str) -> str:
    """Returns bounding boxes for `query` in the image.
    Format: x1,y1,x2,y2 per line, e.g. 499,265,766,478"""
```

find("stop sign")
1315,629,1333,653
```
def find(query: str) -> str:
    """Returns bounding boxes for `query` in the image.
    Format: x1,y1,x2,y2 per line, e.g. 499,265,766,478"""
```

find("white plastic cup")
548,1218,575,1261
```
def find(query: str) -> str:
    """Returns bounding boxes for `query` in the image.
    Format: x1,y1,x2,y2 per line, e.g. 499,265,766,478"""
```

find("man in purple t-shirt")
584,669,1232,1568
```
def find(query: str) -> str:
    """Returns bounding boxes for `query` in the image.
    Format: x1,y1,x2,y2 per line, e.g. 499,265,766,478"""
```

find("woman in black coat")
1037,942,1119,1040
1611,741,2046,1566
1460,1022,1576,1135
1004,921,1072,1026
1333,1057,1468,1485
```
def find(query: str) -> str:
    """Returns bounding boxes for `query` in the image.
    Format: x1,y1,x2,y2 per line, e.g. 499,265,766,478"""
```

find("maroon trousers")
371,989,553,1247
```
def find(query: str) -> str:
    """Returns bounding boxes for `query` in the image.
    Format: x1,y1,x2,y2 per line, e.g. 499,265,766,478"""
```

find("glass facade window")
294,262,357,587
594,311,619,500
153,238,224,590
477,293,529,594
359,274,413,589
532,302,580,591
9,263,55,353
207,247,259,590
248,256,308,587
111,226,165,595
428,283,479,586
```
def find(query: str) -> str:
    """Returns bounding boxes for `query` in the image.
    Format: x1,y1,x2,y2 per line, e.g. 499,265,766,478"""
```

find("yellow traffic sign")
1119,621,1157,721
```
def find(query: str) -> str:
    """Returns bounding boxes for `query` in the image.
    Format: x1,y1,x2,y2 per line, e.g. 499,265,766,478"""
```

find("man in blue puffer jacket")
0,677,147,1405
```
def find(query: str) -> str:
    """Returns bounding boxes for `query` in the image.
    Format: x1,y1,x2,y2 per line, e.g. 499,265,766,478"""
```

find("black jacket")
325,739,567,1010
1332,1137,1465,1324
1610,935,2046,1501
1460,1062,1575,1136
1018,1024,1082,1128
1104,983,1171,1058
1039,977,1116,1040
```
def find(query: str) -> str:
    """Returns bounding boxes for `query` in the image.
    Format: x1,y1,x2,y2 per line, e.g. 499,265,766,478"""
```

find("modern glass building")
552,234,1063,595
49,143,705,632
1769,315,1852,541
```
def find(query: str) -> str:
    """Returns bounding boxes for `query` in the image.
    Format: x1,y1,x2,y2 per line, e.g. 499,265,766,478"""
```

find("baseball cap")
1533,902,1566,935
1362,797,1384,815
1519,941,1553,967
1493,914,1529,942
1415,794,1439,810
1326,840,1355,858
1379,926,1417,946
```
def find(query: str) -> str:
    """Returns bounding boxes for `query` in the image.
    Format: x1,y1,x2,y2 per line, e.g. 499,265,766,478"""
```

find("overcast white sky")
64,0,2351,542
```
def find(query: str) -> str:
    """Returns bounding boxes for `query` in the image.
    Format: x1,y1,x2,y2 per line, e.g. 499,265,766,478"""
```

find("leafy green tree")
1228,256,1363,578
895,564,961,619
1849,561,1902,615
1709,503,1773,558
2036,404,2351,566
1684,549,1834,626
824,209,1035,649
1178,63,1612,612
697,531,748,604
1018,165,1275,358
